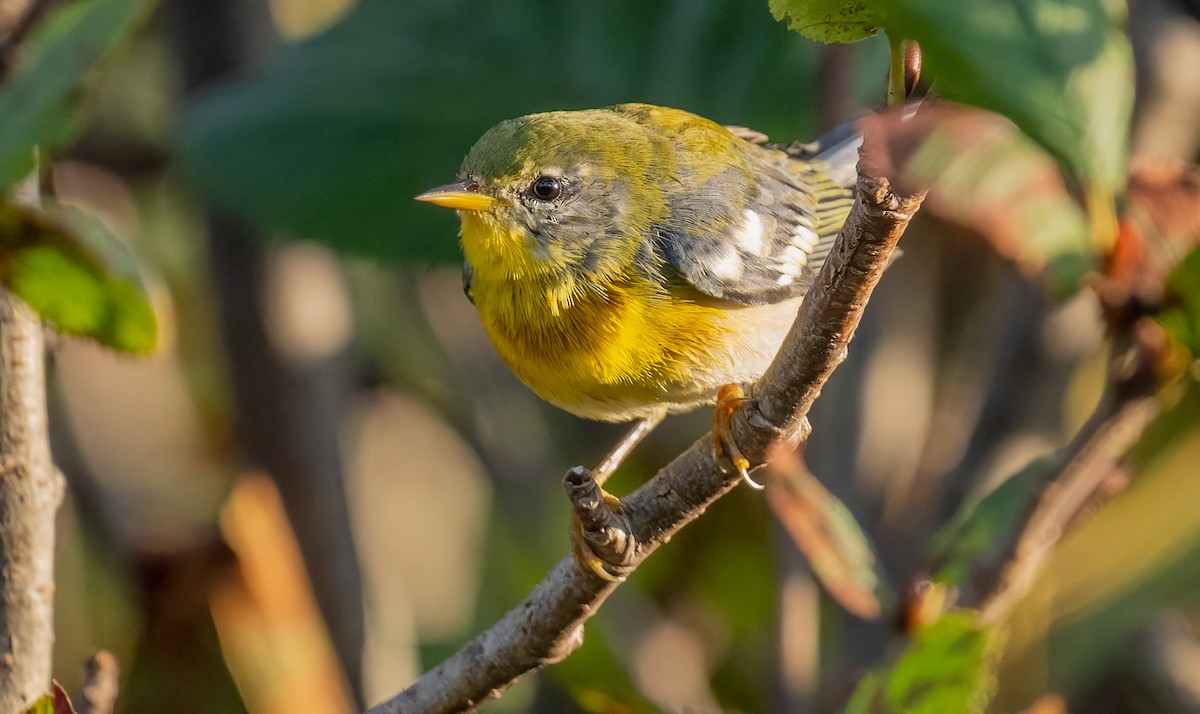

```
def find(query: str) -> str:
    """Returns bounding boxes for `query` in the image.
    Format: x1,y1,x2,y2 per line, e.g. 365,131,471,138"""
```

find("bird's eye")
529,176,562,201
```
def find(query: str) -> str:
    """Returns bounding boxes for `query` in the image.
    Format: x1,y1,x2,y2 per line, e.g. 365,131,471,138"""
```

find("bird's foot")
712,384,764,490
564,466,636,582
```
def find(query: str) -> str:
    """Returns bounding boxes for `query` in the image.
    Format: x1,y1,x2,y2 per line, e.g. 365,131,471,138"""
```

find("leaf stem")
887,32,906,108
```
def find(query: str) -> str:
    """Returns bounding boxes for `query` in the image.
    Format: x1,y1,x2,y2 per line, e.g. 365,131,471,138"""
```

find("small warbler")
418,103,858,489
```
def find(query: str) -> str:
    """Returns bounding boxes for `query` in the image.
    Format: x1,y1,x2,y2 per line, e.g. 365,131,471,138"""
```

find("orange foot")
712,384,763,490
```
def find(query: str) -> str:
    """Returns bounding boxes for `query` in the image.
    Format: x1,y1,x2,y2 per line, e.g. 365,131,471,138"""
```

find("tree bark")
0,290,62,712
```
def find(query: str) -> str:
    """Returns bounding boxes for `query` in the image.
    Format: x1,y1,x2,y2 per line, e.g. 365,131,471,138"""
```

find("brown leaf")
765,446,892,620
862,103,1093,297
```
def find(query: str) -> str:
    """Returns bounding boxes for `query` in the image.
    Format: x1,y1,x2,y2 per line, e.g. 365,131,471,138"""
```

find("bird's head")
417,108,676,280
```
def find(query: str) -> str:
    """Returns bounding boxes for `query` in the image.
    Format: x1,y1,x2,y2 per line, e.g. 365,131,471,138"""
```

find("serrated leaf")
885,613,997,714
767,447,893,619
0,0,151,187
768,0,880,43
874,0,1132,197
0,197,156,353
1158,245,1200,356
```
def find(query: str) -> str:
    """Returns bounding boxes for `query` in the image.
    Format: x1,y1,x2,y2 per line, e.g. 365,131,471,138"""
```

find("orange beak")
414,181,499,212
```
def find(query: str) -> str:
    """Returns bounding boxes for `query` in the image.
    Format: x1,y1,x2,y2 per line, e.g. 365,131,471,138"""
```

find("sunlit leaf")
0,197,156,352
768,0,880,43
0,0,151,187
21,681,77,714
873,0,1132,197
886,613,997,714
22,694,55,714
841,614,996,713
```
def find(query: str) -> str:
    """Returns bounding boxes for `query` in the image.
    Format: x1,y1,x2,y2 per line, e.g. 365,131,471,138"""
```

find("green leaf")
841,614,997,714
930,457,1051,586
0,0,151,187
874,0,1133,194
0,197,156,353
885,613,997,714
1158,245,1200,356
177,0,839,261
768,0,880,43
22,694,55,714
842,670,885,714
22,681,77,714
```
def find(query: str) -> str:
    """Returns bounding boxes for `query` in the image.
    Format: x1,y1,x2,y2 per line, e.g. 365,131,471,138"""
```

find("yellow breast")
471,266,731,421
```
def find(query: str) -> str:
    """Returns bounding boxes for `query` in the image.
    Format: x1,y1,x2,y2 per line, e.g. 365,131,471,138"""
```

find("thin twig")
366,134,927,714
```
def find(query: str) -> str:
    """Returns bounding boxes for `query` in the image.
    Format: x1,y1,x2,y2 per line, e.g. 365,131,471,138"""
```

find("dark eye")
529,176,562,201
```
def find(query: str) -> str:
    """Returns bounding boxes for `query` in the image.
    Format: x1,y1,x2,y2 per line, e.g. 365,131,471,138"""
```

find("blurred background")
15,0,1200,712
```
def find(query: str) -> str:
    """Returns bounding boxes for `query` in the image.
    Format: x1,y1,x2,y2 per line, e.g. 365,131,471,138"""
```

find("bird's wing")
653,139,858,306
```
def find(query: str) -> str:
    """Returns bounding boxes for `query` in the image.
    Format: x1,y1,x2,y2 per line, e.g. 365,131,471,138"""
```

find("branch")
0,288,62,711
977,326,1161,624
367,134,927,714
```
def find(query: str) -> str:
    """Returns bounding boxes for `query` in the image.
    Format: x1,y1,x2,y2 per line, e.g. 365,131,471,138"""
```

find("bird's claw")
712,384,764,490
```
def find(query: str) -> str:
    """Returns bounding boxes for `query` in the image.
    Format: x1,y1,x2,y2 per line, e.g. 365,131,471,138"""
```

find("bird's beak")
414,181,499,212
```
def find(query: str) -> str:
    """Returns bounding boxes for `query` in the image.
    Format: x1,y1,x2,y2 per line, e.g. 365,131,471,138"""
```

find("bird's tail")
809,120,863,189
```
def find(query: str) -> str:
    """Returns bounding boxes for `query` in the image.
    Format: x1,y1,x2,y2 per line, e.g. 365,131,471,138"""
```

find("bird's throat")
458,211,553,281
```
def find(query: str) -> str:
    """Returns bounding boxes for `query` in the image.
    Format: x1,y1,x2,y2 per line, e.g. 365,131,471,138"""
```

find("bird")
416,103,859,498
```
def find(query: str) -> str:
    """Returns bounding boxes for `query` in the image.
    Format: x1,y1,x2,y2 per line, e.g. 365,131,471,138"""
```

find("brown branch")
366,136,927,714
0,289,63,711
977,329,1161,625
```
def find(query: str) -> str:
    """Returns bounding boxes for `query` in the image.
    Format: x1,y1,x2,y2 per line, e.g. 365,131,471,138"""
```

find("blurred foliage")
0,0,156,353
872,106,1095,298
0,0,149,185
997,383,1200,709
882,613,996,714
930,458,1051,587
767,0,880,43
177,0,885,261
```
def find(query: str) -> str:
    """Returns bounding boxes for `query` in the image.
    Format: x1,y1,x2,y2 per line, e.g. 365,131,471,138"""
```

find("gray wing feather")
654,124,860,306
